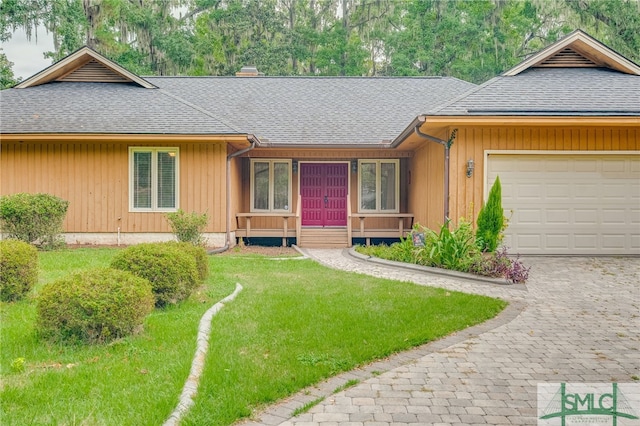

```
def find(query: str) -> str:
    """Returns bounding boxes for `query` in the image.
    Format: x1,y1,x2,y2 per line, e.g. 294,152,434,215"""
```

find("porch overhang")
390,114,640,150
238,146,413,158
0,133,257,150
253,141,396,149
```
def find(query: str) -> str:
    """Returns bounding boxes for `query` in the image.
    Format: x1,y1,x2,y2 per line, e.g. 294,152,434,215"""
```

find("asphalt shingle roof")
146,76,476,144
432,67,640,116
0,76,475,144
2,67,637,142
0,82,240,135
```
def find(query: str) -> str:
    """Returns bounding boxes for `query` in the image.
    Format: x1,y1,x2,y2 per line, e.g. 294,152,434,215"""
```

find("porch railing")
236,202,413,247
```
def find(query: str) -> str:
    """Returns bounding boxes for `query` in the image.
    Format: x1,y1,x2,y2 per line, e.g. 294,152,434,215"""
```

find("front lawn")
1,248,506,425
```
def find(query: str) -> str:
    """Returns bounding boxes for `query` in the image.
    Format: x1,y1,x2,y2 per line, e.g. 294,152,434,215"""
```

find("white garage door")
486,153,640,255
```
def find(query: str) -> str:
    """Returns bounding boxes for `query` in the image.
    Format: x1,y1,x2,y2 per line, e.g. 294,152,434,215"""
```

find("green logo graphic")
539,383,639,426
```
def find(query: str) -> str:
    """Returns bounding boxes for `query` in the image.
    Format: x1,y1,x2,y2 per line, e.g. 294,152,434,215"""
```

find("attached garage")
486,152,640,255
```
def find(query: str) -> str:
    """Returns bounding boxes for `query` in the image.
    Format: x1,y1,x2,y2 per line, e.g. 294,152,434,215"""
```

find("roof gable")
504,29,640,76
15,46,156,89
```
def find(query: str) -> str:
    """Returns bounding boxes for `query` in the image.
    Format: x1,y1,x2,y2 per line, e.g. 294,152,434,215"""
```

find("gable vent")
56,59,132,83
535,48,598,68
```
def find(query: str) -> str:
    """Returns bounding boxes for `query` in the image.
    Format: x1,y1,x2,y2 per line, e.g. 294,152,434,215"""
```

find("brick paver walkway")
238,250,640,426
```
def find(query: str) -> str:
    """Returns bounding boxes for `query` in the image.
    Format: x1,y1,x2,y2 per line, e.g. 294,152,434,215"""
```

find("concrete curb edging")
347,247,527,289
163,283,243,426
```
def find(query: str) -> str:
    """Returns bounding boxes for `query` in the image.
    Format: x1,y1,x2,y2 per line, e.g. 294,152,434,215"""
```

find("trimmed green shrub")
166,209,208,246
36,268,154,344
476,177,505,253
162,241,209,283
0,193,69,249
110,243,199,307
0,239,38,302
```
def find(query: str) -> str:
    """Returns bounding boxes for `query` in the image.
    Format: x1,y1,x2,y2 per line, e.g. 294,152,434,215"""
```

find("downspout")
208,136,257,254
413,125,457,223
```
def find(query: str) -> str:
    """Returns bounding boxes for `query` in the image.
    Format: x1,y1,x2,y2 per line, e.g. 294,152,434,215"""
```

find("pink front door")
300,163,348,227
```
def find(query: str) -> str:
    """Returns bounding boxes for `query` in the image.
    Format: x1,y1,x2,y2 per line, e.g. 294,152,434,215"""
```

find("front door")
300,163,348,226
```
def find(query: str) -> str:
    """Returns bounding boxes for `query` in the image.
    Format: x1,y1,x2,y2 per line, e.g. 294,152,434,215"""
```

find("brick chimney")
235,66,264,77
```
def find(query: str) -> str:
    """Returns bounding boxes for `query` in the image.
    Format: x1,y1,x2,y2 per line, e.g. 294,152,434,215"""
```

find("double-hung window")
358,159,399,212
129,147,179,212
251,159,291,212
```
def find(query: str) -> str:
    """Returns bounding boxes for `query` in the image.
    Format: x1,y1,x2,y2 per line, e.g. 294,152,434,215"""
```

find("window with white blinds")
129,148,179,212
250,159,291,212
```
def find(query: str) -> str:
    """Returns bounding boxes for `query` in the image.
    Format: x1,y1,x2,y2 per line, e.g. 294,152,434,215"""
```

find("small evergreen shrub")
110,243,199,307
162,241,209,283
166,209,208,246
0,193,69,249
0,239,38,302
36,268,154,344
476,177,505,253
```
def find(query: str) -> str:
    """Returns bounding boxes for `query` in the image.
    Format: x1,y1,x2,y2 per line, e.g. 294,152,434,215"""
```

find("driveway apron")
240,250,640,426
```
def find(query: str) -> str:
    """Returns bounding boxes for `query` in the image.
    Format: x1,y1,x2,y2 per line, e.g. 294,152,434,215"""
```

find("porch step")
298,227,349,248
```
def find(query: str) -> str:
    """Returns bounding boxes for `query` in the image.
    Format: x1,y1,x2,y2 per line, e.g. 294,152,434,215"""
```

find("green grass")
1,248,506,426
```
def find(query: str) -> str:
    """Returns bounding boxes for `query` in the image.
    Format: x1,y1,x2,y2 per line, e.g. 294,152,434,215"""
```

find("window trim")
250,159,292,212
357,159,400,213
128,147,179,212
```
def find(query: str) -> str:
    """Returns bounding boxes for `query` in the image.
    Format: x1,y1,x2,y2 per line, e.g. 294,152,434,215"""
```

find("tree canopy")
1,0,639,88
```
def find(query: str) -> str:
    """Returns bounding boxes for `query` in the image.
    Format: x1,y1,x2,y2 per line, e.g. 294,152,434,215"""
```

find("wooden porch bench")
352,213,414,245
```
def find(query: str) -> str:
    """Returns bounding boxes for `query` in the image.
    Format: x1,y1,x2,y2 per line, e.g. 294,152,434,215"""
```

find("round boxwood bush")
0,193,69,250
36,268,154,344
110,243,199,307
163,241,209,283
0,239,38,302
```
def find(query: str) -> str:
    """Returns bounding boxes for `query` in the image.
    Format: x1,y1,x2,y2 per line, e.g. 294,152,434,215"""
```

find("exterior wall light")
292,160,298,173
351,160,358,173
466,159,474,178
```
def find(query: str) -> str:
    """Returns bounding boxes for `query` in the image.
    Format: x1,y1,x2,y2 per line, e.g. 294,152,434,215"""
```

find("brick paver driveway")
240,251,640,426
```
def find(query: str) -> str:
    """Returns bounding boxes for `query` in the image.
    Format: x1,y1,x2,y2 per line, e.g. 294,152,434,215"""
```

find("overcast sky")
2,28,54,81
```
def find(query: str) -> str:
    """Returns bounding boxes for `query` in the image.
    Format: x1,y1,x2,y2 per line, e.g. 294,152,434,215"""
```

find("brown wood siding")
1,140,228,234
438,126,640,228
408,141,446,230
